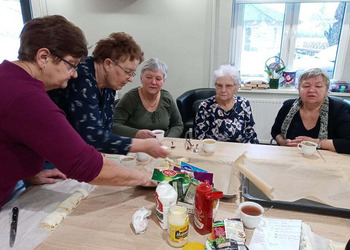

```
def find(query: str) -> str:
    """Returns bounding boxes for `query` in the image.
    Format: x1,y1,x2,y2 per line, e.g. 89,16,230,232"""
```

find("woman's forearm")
89,157,155,187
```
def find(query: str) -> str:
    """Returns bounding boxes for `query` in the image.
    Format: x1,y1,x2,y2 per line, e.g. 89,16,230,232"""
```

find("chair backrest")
176,88,216,137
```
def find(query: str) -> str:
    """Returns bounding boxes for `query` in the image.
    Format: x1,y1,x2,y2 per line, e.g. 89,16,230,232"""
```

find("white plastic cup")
239,201,264,229
202,139,216,153
120,155,136,168
297,141,317,156
152,129,165,141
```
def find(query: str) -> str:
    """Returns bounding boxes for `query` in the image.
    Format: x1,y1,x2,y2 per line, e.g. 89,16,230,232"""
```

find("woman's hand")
295,136,318,144
135,129,156,139
275,134,303,147
25,168,67,185
130,138,169,158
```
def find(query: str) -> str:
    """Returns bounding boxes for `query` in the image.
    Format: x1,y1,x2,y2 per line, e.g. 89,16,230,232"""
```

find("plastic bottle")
168,205,189,247
155,181,178,229
193,181,223,235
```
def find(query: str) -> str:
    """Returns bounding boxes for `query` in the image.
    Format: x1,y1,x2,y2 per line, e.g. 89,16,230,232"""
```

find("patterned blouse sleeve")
66,78,131,155
195,100,210,140
242,99,259,143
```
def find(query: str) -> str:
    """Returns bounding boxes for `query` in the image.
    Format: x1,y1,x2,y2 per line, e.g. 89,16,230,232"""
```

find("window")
0,0,32,62
231,1,349,81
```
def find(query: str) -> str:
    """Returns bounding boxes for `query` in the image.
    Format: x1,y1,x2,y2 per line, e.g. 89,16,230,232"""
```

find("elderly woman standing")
49,33,168,157
195,64,258,143
0,16,161,210
271,68,350,154
113,58,183,138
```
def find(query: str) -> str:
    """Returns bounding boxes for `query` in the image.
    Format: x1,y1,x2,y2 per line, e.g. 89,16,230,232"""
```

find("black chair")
176,88,216,138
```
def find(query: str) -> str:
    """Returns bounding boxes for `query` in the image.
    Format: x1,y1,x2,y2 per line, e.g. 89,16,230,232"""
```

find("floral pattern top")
195,95,258,143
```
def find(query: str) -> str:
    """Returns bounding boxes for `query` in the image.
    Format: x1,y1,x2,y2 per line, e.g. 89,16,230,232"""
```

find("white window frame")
230,1,350,80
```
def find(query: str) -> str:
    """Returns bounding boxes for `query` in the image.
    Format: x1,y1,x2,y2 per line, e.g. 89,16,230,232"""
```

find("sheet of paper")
249,218,302,250
0,179,94,250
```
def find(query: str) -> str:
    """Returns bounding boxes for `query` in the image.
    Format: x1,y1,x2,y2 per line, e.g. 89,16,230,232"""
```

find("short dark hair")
92,32,144,64
18,15,88,61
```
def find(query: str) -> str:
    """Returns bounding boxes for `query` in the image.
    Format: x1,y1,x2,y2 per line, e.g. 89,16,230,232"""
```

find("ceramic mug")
202,139,216,153
152,129,165,141
239,201,264,229
297,141,317,156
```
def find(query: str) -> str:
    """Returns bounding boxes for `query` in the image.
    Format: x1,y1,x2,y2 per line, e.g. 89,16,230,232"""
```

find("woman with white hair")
113,58,183,138
195,64,258,143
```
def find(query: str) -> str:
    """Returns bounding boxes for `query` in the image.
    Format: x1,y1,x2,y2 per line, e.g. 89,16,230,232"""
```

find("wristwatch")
317,139,322,149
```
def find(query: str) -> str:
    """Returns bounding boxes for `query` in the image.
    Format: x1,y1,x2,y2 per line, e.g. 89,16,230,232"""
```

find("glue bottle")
155,181,178,229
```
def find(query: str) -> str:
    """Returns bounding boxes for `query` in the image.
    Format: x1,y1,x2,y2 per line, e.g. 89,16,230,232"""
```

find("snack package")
207,219,247,250
174,164,214,186
151,168,186,182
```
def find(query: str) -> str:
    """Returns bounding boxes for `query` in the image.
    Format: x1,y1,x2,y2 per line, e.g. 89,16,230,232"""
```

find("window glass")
0,0,23,61
234,2,346,81
293,2,345,78
239,4,285,78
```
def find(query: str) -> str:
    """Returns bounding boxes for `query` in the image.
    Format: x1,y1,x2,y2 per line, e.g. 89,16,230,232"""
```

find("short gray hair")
213,64,240,86
140,58,168,80
298,68,330,90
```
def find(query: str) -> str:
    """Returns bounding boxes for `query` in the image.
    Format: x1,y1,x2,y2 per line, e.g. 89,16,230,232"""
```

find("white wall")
31,0,350,97
31,0,233,99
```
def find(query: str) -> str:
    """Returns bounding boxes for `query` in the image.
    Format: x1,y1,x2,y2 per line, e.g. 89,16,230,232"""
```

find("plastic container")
155,181,178,229
193,181,223,235
168,205,189,247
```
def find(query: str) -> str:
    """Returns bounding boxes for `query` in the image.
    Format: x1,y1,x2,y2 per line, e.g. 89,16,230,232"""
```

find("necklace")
140,88,160,112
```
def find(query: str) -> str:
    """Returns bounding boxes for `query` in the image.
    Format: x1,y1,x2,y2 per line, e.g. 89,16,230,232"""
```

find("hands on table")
276,134,317,147
25,168,67,185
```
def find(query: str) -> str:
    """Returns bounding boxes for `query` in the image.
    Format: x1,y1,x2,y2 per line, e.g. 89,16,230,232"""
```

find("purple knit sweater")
0,60,103,208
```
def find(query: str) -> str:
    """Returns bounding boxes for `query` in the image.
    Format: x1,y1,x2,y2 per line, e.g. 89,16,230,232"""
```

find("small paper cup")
152,129,165,141
239,201,264,229
120,155,136,168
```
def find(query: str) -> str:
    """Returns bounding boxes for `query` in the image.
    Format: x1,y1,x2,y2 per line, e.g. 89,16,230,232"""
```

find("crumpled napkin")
132,207,152,234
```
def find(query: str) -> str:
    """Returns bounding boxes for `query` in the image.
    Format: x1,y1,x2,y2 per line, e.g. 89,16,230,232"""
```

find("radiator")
249,99,284,144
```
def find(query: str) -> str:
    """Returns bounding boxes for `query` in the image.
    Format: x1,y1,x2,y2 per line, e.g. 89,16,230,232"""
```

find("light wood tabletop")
36,138,350,249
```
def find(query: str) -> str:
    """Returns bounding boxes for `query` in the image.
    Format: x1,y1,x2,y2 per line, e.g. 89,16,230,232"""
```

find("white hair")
213,64,240,86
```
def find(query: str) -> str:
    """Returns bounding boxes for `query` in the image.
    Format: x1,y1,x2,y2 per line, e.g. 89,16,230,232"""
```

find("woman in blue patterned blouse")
195,64,258,143
48,32,169,158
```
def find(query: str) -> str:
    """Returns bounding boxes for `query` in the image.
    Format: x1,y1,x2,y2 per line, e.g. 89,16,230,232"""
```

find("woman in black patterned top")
195,64,258,143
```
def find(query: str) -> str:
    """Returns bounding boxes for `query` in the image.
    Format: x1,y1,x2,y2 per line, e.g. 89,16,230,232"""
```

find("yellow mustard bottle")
168,205,189,248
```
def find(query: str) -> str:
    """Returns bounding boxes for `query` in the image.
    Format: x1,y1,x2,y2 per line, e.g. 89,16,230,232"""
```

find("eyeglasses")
215,83,236,90
113,61,136,77
52,54,78,74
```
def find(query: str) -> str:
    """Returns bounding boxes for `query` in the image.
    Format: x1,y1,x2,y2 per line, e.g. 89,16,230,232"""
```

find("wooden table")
36,138,350,249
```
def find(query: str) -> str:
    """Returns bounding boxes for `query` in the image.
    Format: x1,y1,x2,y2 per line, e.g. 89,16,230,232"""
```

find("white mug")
152,129,165,141
297,141,317,156
202,139,216,153
239,201,264,229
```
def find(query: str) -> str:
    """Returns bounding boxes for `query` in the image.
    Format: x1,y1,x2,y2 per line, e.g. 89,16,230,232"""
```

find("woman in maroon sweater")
0,15,168,209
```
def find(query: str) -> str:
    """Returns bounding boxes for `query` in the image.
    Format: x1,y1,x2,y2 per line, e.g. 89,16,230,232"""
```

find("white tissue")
132,207,152,234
